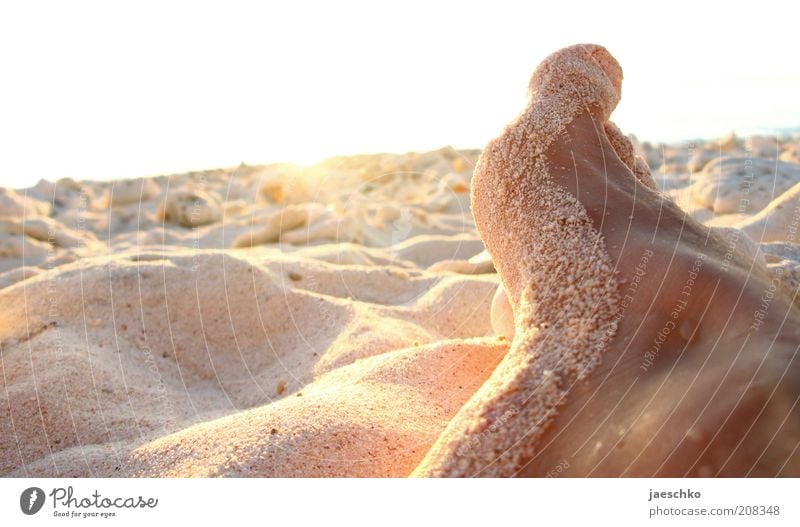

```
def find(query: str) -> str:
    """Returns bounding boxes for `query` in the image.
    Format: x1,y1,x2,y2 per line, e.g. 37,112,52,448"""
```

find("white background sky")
1,0,799,187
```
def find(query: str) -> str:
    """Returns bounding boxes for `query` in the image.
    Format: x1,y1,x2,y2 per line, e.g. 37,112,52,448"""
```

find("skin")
508,81,800,477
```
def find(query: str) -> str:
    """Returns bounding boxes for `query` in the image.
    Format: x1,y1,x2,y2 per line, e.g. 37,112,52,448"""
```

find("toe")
586,44,622,99
527,43,622,122
604,121,658,190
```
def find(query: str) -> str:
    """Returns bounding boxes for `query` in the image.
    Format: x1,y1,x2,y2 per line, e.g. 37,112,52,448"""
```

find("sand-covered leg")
414,44,800,477
414,44,626,476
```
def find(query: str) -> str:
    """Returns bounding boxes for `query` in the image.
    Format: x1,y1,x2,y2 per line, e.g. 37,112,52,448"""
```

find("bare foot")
414,44,800,477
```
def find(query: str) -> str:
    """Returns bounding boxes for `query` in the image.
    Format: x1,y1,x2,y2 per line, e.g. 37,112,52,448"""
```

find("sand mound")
0,188,51,218
737,182,800,243
690,157,800,214
101,178,161,209
0,247,502,476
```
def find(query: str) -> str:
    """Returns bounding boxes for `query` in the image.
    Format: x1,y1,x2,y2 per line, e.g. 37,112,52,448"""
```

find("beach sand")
3,55,800,476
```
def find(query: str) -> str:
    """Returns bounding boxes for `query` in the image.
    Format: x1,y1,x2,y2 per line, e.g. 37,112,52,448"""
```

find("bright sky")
1,0,799,187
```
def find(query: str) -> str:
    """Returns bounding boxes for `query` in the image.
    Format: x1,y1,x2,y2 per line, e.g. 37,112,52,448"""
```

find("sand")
3,72,800,477
1,149,511,477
